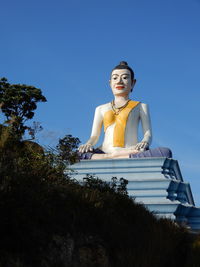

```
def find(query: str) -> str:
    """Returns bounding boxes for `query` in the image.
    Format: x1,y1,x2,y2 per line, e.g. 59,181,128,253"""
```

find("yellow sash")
103,100,140,147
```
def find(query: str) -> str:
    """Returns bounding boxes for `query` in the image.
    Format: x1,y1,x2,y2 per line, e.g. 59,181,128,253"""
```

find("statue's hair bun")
119,61,128,66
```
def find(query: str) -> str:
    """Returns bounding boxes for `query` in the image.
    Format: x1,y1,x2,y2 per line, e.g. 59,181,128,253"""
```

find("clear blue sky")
1,0,200,204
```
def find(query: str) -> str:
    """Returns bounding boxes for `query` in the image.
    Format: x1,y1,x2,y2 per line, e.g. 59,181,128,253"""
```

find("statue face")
110,69,134,97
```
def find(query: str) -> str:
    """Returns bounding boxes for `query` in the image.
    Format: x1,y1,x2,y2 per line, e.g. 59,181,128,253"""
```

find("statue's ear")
132,79,136,86
131,79,136,92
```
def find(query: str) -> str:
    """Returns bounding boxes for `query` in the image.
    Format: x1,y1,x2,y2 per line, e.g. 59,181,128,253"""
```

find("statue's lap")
78,147,172,160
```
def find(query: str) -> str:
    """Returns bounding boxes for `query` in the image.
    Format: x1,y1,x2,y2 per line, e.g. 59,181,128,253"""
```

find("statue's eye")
123,76,127,79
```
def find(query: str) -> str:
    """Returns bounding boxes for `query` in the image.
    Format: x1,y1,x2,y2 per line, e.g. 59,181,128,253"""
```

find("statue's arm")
135,103,152,151
79,106,103,153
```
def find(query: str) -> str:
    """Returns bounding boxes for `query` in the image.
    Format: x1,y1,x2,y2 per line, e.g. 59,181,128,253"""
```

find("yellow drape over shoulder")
103,100,140,147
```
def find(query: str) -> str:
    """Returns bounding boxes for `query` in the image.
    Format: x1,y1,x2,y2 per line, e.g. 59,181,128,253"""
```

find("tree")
0,77,47,139
56,134,80,165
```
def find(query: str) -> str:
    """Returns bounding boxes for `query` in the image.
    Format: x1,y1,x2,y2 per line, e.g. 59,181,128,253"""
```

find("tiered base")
71,157,200,232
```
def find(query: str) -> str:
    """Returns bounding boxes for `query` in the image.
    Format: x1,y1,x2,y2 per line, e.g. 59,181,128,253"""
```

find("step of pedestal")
71,157,183,181
154,213,177,220
186,207,200,230
128,179,194,205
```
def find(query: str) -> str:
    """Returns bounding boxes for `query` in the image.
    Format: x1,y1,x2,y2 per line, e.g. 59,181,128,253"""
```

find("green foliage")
56,134,80,165
0,77,46,139
82,175,128,195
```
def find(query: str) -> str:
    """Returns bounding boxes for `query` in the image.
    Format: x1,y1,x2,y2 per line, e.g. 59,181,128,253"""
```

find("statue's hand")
78,143,93,153
135,141,149,152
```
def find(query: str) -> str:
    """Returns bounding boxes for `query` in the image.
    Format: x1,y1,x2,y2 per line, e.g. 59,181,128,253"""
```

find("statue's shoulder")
129,101,149,113
130,100,146,105
131,101,148,107
139,102,149,108
136,102,150,114
95,102,111,112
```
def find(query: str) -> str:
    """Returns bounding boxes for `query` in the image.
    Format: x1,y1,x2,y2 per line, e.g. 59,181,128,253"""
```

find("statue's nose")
117,77,123,84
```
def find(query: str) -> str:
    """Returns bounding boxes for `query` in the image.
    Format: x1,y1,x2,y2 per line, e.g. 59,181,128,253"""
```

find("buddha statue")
78,61,171,160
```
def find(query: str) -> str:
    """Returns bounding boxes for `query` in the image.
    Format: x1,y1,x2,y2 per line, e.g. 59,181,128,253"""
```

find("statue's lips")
116,86,125,90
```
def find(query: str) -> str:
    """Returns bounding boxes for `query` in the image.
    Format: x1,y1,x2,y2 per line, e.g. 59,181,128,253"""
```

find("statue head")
110,61,136,97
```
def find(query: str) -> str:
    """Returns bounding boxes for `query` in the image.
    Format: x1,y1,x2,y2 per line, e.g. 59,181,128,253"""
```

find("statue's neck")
114,95,130,108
